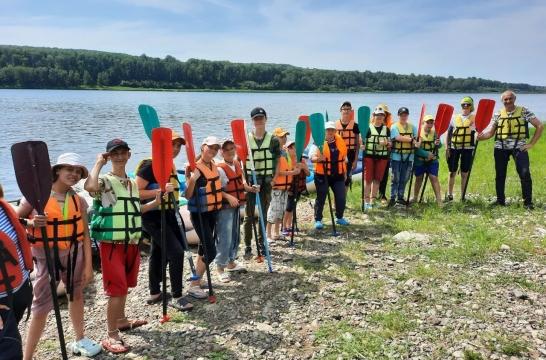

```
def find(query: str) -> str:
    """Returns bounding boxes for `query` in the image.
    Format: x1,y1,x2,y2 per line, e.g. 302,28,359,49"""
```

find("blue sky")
1,0,545,85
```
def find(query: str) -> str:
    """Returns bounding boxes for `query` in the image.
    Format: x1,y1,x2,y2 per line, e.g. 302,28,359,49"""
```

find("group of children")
1,91,542,358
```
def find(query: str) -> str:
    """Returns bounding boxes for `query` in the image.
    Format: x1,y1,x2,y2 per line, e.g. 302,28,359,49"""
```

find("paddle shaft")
242,164,263,258
461,141,480,201
289,177,299,247
168,193,199,280
418,144,440,203
159,195,168,319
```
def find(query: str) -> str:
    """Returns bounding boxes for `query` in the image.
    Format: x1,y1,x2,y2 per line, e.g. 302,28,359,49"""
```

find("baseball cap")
340,101,352,109
373,107,386,116
202,136,221,146
325,121,336,130
285,140,295,148
106,139,130,153
251,107,267,119
172,131,186,145
273,127,290,137
423,115,435,122
221,138,235,149
398,107,410,115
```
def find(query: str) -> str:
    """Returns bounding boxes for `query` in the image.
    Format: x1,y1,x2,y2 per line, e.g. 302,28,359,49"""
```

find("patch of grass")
464,350,484,360
500,338,528,356
294,257,326,272
169,311,190,323
207,350,230,360
38,339,58,351
493,273,545,292
340,241,367,262
368,310,416,336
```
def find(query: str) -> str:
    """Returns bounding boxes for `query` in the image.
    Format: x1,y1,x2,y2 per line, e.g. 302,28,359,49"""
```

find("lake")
1,89,545,199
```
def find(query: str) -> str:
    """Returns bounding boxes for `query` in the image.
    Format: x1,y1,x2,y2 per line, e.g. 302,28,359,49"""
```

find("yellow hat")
376,103,390,114
171,131,186,145
273,127,290,137
423,115,435,122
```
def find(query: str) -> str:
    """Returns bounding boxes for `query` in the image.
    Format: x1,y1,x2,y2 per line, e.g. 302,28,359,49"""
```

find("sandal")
170,297,194,312
146,293,171,305
101,336,130,354
117,318,148,332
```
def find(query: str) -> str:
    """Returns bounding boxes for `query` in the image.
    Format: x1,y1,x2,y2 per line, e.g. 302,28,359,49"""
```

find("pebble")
500,244,510,251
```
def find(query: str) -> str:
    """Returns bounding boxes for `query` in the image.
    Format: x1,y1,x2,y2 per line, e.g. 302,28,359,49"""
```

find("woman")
311,121,349,229
17,153,101,359
185,136,223,297
363,108,391,210
0,183,33,359
446,96,476,201
215,139,254,283
136,131,193,310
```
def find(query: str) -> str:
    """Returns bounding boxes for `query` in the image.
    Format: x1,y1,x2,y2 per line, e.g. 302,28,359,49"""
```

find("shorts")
100,242,141,297
364,157,389,183
267,189,288,223
31,243,84,315
447,148,473,173
415,162,439,177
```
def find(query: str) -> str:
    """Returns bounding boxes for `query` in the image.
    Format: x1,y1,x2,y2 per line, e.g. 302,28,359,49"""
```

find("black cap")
398,107,409,115
251,107,267,119
340,101,352,109
106,139,130,153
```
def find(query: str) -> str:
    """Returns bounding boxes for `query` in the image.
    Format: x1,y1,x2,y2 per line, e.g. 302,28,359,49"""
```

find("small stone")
512,289,528,300
500,244,510,251
471,304,480,310
452,350,464,358
342,332,353,341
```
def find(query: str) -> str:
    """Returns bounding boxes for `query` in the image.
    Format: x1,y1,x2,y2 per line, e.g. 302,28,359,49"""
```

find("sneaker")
70,337,102,357
281,227,292,236
490,200,506,207
336,218,350,225
314,221,324,230
225,262,247,273
380,196,388,205
188,286,207,299
170,296,194,311
396,198,408,206
524,203,535,211
364,203,373,211
387,199,396,207
218,272,231,283
243,247,252,260
446,194,454,202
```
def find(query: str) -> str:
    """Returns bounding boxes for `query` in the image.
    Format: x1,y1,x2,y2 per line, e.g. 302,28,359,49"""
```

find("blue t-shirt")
0,207,29,298
390,122,418,161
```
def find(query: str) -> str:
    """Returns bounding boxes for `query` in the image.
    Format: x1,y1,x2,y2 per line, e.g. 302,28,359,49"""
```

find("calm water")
1,89,545,199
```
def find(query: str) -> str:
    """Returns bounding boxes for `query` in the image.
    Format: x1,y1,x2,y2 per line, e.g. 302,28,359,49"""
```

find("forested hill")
0,45,544,92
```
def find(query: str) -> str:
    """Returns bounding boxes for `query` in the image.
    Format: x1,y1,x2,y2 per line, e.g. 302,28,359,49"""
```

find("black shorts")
447,148,473,173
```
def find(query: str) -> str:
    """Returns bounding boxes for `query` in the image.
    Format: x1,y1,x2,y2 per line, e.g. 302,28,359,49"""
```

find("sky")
1,0,545,85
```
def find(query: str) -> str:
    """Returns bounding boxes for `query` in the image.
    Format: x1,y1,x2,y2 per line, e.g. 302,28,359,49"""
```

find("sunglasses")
341,107,352,111
461,103,471,108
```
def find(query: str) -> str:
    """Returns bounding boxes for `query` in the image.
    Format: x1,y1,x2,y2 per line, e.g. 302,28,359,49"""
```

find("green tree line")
0,45,544,92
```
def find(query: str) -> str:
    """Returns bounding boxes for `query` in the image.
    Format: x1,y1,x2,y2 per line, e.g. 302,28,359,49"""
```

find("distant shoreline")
2,86,546,94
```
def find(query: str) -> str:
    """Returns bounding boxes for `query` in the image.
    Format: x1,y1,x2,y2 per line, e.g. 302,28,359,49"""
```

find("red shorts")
100,243,140,297
364,157,389,183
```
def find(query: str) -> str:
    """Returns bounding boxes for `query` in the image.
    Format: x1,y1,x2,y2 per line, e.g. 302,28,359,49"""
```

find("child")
412,116,442,205
17,153,102,359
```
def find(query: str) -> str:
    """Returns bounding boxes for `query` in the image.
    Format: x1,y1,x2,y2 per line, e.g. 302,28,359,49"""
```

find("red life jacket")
0,199,33,295
217,161,246,207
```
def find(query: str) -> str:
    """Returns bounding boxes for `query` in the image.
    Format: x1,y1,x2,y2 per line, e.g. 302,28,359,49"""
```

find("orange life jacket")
336,119,358,150
0,199,33,295
217,161,246,207
30,192,85,250
188,160,223,213
273,154,294,190
315,135,347,176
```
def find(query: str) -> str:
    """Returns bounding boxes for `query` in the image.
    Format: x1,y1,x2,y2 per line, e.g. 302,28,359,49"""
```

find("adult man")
479,90,543,209
243,107,281,260
335,101,360,190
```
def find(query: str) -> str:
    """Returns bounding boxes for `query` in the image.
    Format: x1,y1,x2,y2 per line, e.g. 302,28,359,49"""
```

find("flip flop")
101,337,130,354
118,319,148,332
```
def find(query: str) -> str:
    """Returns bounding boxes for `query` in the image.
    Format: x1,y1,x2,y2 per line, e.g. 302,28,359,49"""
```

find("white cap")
285,140,295,148
325,121,336,130
202,136,221,146
373,107,386,116
52,153,89,179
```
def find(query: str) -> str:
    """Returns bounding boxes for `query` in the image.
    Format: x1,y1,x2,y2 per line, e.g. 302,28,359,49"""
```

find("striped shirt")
487,107,536,150
0,206,29,298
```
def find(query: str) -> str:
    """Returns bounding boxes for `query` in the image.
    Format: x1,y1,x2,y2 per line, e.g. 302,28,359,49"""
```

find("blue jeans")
390,159,413,200
215,207,241,268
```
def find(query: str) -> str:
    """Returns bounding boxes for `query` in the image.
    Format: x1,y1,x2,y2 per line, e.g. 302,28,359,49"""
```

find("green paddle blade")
139,104,161,140
357,106,371,142
310,113,325,152
295,120,307,161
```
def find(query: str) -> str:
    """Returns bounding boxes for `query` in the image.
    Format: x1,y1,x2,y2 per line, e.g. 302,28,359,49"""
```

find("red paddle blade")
435,103,454,136
231,119,249,163
151,128,173,192
160,315,171,324
417,104,426,137
475,99,496,132
11,141,52,214
298,115,311,148
182,122,197,171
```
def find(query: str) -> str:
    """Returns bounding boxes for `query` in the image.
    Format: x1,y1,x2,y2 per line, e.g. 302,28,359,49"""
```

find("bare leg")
23,312,48,360
448,172,456,196
69,297,85,340
460,171,469,196
364,180,372,204
430,176,442,205
266,222,272,239
283,210,292,230
370,180,380,201
191,255,206,287
413,176,424,202
107,296,126,340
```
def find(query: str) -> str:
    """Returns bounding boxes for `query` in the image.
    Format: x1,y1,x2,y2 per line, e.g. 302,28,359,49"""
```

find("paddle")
182,122,218,300
461,99,495,201
288,120,308,247
137,105,199,281
298,115,311,148
405,104,426,206
11,141,68,360
357,106,371,211
310,113,338,236
151,128,173,322
235,119,273,272
139,104,161,140
231,119,263,261
418,103,454,202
